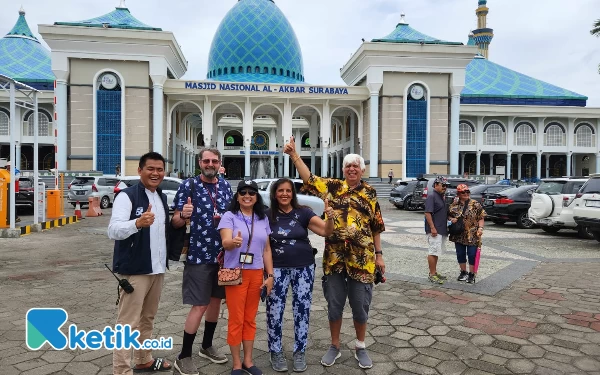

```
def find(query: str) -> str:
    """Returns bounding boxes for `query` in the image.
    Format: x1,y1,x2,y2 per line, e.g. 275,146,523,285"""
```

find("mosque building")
1,0,599,180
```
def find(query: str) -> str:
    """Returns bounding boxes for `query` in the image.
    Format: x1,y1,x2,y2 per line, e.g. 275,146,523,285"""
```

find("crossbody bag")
217,214,254,286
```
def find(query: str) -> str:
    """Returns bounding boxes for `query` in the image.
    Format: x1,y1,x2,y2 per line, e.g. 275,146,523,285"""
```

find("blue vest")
112,182,170,275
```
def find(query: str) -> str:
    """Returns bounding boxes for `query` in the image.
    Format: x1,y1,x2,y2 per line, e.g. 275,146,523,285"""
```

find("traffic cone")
74,201,82,220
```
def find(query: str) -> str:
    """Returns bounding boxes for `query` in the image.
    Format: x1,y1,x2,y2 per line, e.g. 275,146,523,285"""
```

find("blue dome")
207,0,304,83
0,9,54,90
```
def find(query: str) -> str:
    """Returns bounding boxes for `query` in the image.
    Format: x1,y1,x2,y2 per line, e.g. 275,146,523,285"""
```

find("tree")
592,19,600,73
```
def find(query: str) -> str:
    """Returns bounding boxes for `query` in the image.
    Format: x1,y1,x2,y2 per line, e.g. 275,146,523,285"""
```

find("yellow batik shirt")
303,174,386,283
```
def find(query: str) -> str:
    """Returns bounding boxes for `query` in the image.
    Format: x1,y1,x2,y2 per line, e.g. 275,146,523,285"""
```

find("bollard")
86,197,101,217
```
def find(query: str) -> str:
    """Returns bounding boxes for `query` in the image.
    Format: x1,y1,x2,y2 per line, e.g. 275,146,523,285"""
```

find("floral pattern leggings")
266,264,315,353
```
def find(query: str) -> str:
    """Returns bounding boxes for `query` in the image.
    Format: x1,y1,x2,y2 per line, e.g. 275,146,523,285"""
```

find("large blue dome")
207,0,304,83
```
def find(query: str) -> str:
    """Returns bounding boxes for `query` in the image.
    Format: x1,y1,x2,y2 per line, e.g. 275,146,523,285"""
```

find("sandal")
132,358,172,372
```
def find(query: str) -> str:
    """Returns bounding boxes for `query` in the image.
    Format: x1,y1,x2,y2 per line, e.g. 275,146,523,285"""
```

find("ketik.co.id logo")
26,308,172,350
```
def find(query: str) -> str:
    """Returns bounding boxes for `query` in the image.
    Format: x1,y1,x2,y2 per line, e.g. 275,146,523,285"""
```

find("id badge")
239,253,254,264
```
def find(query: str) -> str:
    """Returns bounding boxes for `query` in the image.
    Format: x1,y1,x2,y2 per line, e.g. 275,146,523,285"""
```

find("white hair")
342,154,365,171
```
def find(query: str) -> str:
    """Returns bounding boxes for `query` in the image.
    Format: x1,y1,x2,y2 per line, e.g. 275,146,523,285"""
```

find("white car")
253,178,325,216
573,175,600,242
528,177,592,238
114,176,183,211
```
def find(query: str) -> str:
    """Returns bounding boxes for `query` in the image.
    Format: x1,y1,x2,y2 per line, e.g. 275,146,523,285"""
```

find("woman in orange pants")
218,180,274,375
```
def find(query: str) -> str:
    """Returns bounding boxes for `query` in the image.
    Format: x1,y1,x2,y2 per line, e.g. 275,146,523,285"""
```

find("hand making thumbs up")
233,230,243,248
182,196,193,219
324,198,335,221
283,135,296,156
136,204,155,228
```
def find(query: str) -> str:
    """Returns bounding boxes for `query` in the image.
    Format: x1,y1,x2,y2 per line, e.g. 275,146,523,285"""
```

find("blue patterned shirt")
172,177,233,264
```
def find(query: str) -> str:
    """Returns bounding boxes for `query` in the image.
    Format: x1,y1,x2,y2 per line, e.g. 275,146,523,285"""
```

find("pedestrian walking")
284,136,386,370
266,178,335,372
448,184,486,284
108,152,172,374
424,176,449,284
388,169,394,184
115,163,121,176
217,180,275,375
171,148,233,375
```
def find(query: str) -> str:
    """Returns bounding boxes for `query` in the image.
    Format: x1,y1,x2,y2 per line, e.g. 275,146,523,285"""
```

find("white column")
282,100,293,177
546,154,552,178
506,153,512,180
450,93,461,175
336,151,342,178
321,102,331,177
270,155,275,179
33,92,39,224
330,154,334,177
517,154,523,180
367,84,382,178
489,153,495,175
537,151,543,179
243,98,252,178
309,113,318,173
460,153,465,175
566,152,572,177
203,99,213,149
151,75,167,155
55,79,68,170
179,146,185,175
476,151,481,176
15,143,21,171
350,114,356,154
9,82,16,228
171,110,177,172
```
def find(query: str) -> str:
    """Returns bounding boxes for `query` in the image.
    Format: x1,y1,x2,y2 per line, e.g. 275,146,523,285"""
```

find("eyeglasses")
238,190,257,197
459,191,471,195
201,159,220,165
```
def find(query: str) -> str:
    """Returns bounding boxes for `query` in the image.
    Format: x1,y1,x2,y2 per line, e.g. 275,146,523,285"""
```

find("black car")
412,177,481,207
444,179,482,205
388,180,420,210
15,177,35,212
467,184,513,204
483,184,538,229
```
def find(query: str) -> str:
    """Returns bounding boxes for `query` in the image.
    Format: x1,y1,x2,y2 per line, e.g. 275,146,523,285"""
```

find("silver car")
254,178,325,216
114,176,183,211
67,176,119,209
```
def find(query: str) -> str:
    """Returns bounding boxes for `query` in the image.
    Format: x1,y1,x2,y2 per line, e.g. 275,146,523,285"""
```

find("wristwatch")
266,274,274,278
375,250,383,255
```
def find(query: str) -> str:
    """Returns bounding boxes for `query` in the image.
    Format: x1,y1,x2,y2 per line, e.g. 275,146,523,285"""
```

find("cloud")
2,0,599,105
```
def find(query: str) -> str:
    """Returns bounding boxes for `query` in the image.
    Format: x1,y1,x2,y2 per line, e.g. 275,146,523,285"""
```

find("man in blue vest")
108,152,172,374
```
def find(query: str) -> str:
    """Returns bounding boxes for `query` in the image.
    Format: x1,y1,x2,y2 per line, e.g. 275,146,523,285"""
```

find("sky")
3,0,600,106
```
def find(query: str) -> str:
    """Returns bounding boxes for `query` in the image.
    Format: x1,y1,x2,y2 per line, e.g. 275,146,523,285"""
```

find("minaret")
472,0,494,58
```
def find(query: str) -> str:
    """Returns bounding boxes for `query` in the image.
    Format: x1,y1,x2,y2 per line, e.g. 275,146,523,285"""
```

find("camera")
374,269,386,285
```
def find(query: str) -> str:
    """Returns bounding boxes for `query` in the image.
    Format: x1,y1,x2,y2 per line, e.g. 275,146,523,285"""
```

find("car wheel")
578,226,595,240
492,220,506,225
541,226,560,234
516,211,535,229
403,197,412,210
100,196,110,209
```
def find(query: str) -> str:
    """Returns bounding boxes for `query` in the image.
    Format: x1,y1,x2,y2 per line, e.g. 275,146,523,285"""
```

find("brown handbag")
217,214,254,286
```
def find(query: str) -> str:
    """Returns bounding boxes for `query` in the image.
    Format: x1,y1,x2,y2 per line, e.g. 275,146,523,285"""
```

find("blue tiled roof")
208,73,303,85
372,21,463,45
463,56,587,102
54,7,161,31
0,10,54,85
207,0,304,83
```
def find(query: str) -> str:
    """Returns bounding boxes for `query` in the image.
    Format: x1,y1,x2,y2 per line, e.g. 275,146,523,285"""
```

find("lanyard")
239,212,255,256
204,182,220,213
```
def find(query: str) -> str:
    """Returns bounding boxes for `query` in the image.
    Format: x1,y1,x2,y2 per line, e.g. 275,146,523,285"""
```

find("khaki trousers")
113,273,164,375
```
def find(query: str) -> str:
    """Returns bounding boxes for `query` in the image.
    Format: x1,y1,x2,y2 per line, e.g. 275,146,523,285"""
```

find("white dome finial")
399,13,407,24
118,0,126,8
19,5,25,15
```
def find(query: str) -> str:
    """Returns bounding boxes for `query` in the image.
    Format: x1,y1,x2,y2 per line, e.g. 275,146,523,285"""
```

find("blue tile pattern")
207,0,304,83
406,100,427,178
208,73,303,84
372,22,463,45
463,57,587,106
55,7,161,31
96,90,121,174
0,12,54,84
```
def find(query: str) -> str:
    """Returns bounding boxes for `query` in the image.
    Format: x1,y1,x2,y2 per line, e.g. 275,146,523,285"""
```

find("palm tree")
591,19,600,36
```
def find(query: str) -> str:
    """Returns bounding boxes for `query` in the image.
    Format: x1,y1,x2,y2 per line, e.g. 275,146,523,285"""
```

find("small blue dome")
207,0,304,83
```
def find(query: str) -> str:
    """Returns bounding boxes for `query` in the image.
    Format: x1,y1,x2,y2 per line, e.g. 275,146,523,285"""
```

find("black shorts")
182,263,225,306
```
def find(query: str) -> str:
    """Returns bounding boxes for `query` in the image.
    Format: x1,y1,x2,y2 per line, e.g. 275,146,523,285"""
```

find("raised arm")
283,136,310,183
307,198,334,237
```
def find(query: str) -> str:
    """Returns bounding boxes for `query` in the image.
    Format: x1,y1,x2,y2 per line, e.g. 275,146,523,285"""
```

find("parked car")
67,176,120,209
483,184,538,229
389,180,420,210
253,178,324,216
573,175,600,242
444,178,482,205
14,176,35,212
468,184,512,204
114,176,183,211
528,177,592,238
412,176,481,207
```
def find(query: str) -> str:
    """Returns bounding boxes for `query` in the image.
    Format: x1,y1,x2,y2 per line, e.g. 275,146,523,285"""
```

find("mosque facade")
1,0,599,181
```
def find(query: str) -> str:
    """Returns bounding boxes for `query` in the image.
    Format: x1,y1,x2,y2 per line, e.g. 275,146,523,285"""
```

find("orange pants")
224,269,263,345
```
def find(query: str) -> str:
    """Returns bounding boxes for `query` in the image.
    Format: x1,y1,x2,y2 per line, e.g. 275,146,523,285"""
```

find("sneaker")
354,348,373,369
457,270,468,281
293,351,307,372
467,272,476,284
199,346,228,364
428,274,444,284
174,356,199,375
320,345,341,367
435,272,447,280
269,352,288,372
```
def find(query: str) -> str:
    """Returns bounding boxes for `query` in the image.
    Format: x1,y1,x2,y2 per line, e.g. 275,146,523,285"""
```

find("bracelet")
292,156,300,163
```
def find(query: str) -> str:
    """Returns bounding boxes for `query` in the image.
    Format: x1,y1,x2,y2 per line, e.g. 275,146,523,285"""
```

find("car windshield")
581,178,600,194
71,177,94,185
256,182,269,191
469,185,488,194
536,181,566,194
120,179,139,187
19,179,33,189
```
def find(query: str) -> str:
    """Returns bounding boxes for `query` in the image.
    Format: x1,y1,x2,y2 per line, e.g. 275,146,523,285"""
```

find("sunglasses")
459,191,471,194
201,159,220,165
238,190,257,197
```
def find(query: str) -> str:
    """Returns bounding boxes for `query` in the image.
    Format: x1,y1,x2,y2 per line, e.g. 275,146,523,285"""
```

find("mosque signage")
239,151,280,155
184,82,349,95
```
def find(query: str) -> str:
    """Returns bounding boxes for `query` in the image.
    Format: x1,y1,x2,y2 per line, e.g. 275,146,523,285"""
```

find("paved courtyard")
1,200,600,374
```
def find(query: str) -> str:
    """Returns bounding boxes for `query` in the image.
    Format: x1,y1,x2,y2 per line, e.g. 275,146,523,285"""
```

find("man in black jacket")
108,152,172,374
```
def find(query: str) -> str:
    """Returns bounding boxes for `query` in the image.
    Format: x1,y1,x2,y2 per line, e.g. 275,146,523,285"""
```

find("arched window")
224,68,228,74
286,70,290,77
25,112,50,136
280,68,284,76
239,66,243,74
247,66,252,73
514,122,535,146
255,66,260,74
232,66,236,74
263,67,268,74
0,111,8,136
218,68,222,76
484,122,506,145
223,130,243,147
575,124,595,147
459,121,475,145
544,123,566,146
272,68,276,75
